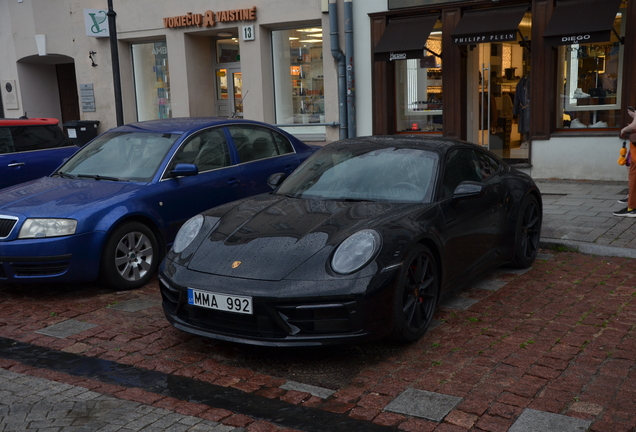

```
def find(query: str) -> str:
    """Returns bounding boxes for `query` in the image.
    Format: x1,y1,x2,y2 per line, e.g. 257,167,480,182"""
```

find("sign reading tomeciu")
164,7,257,29
84,9,109,38
453,32,516,45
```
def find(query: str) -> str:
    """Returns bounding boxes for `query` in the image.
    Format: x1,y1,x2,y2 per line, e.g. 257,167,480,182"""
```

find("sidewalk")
536,179,636,258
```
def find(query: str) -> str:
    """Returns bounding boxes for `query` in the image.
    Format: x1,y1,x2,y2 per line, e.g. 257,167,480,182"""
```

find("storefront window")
132,41,171,121
272,27,324,125
395,31,442,133
557,10,624,129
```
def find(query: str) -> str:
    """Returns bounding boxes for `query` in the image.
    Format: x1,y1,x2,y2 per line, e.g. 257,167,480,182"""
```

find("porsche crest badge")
231,261,242,269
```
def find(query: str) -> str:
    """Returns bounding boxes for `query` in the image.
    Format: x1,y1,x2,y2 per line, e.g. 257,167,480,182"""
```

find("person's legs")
628,143,636,210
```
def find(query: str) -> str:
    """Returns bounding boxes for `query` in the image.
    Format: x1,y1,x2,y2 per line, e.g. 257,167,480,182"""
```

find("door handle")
228,178,239,185
8,162,25,167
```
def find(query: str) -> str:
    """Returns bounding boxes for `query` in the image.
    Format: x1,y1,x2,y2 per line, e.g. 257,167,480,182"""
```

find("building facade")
354,0,635,180
1,0,633,180
0,0,340,143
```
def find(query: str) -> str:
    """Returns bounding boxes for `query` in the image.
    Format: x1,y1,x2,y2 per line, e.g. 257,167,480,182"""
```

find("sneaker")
613,207,636,217
618,196,628,204
570,118,588,128
573,88,590,99
590,121,608,128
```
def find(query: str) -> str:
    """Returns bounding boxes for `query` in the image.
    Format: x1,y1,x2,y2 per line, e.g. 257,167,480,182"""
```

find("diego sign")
164,7,257,29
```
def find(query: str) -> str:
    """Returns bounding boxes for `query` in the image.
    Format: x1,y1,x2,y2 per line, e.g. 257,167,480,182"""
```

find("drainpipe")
344,0,355,138
329,0,348,140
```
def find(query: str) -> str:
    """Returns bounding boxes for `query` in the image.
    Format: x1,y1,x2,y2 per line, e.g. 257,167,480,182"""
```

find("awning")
373,15,439,61
451,5,528,45
543,0,622,46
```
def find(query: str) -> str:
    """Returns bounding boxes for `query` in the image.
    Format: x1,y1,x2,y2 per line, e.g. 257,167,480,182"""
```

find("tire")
390,245,439,343
100,222,159,290
510,195,542,269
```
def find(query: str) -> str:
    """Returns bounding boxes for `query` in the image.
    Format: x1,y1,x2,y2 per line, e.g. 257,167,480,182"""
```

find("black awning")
451,5,528,45
543,0,622,46
373,15,439,61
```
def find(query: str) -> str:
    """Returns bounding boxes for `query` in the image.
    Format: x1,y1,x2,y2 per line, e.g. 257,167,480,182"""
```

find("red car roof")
0,118,60,126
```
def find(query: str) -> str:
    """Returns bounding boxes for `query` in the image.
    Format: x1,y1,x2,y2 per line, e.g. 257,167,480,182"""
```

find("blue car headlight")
331,229,382,275
172,215,204,254
18,218,77,238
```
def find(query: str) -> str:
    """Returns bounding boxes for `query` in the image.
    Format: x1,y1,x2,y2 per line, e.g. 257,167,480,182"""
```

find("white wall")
531,136,626,181
352,0,386,138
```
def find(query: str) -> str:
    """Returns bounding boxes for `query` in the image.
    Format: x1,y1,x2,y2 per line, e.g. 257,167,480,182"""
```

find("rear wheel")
390,245,439,342
100,222,158,290
510,195,541,268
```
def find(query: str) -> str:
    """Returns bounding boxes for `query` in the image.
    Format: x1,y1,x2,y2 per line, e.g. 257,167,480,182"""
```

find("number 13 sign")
242,25,255,41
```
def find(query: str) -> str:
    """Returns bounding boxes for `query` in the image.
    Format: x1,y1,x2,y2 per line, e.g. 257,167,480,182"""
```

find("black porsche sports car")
159,136,541,346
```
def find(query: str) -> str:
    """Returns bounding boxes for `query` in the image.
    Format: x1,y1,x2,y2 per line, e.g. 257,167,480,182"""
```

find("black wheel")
100,222,158,290
510,195,541,269
390,245,439,342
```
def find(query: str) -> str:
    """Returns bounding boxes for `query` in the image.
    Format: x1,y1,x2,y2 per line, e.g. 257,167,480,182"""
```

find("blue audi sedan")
0,118,317,290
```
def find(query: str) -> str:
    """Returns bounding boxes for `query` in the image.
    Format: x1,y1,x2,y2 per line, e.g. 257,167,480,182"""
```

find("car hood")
185,194,413,281
0,177,145,218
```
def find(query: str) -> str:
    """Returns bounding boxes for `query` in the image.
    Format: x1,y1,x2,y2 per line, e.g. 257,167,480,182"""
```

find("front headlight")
172,215,204,254
331,229,382,275
18,218,77,239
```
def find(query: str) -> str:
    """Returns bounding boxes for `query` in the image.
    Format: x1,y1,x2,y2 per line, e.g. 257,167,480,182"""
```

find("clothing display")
513,76,530,134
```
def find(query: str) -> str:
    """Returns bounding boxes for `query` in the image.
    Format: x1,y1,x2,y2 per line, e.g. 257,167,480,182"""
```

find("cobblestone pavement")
0,248,635,431
1,180,636,432
0,368,238,432
536,179,636,255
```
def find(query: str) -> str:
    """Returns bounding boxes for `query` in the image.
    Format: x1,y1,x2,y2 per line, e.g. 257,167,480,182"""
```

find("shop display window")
556,10,624,129
272,27,324,125
132,41,171,121
395,31,442,133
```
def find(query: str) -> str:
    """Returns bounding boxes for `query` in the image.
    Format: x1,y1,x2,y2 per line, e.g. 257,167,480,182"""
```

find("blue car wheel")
100,221,159,290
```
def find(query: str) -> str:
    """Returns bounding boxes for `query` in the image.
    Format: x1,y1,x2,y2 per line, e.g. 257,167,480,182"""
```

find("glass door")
466,13,531,161
216,68,242,118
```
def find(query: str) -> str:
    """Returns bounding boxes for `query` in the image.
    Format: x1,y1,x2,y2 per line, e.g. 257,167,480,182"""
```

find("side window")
228,125,280,163
474,151,501,181
170,128,230,174
441,149,482,197
272,130,294,155
0,128,15,154
11,126,71,152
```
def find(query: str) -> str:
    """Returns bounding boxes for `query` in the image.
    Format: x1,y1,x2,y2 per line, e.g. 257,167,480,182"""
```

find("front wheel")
100,222,159,290
390,245,439,343
510,195,541,268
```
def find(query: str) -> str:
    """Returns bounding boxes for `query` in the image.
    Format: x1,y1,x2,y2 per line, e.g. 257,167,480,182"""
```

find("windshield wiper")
56,171,76,179
77,174,122,182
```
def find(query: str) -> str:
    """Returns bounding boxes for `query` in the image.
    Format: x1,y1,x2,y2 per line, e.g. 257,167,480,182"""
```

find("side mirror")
453,181,483,198
170,163,198,178
267,172,286,189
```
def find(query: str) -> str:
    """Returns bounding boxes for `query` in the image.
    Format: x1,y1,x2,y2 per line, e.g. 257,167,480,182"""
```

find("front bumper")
159,258,398,346
0,231,106,283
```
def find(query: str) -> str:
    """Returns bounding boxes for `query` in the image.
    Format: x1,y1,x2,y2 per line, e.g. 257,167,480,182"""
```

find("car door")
438,147,502,285
159,127,241,241
0,127,29,189
227,124,300,198
18,125,78,180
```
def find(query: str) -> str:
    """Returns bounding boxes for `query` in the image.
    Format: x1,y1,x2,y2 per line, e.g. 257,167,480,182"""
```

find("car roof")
0,118,60,126
108,117,277,135
329,135,475,154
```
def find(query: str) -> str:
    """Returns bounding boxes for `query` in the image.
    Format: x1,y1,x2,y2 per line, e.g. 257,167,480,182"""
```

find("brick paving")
0,179,635,431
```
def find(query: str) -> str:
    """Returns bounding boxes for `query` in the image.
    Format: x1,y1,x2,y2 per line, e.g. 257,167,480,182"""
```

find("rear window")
0,125,73,154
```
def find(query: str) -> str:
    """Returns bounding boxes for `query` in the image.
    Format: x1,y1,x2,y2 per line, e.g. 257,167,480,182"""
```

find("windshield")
58,132,180,182
276,145,439,203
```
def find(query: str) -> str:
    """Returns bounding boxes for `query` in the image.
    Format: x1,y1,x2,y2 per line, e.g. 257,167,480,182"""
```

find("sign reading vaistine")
164,7,257,29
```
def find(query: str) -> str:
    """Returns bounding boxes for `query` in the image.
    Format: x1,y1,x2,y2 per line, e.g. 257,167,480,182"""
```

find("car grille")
0,217,18,239
11,262,69,277
160,280,357,339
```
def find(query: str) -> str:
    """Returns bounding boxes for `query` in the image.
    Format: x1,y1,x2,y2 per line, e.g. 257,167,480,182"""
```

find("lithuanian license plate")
187,288,252,315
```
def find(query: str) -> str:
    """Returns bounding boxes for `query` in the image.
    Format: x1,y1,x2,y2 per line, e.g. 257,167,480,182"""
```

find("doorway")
466,14,531,161
215,67,243,118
